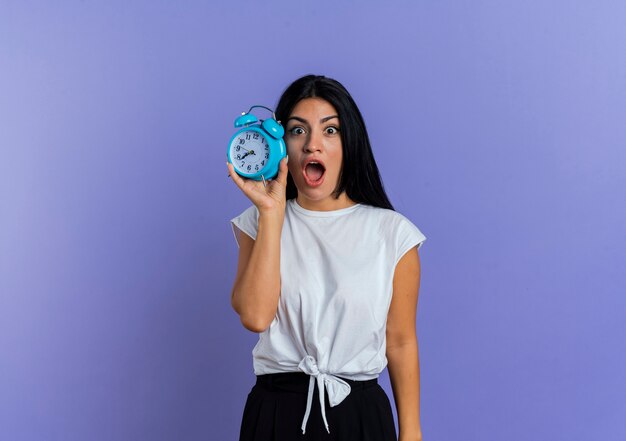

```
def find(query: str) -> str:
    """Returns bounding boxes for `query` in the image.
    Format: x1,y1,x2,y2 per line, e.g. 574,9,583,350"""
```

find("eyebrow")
286,115,339,125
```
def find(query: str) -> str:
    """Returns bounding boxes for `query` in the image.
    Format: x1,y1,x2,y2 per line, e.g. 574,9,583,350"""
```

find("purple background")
1,1,625,440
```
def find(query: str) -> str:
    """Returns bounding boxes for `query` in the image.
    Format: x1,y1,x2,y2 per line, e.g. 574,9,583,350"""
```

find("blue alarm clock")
227,105,287,182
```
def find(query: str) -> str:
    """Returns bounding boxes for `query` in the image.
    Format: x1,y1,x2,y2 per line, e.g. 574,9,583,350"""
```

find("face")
285,97,348,210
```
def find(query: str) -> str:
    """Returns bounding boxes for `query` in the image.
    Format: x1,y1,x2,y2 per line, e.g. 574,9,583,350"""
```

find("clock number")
236,146,240,151
261,160,265,166
245,134,251,140
265,153,269,159
253,133,259,139
239,138,245,144
247,165,251,171
236,154,241,160
255,164,259,171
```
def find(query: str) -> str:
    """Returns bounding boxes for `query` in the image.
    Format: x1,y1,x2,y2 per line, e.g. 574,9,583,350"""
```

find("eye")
325,126,340,135
289,126,306,136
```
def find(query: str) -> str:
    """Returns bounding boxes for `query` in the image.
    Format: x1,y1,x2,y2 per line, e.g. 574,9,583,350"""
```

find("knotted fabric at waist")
254,371,378,394
254,356,378,435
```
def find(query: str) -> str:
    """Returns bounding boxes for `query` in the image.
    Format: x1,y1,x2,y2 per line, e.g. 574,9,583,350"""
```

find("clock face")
229,130,270,175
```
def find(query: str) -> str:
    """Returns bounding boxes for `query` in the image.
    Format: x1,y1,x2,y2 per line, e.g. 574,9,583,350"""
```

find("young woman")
227,75,426,441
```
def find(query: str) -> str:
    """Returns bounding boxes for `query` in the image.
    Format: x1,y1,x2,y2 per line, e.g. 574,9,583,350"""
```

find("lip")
301,157,326,188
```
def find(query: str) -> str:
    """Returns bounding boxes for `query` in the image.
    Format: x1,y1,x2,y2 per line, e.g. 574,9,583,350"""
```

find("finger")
228,162,266,199
226,162,247,192
274,155,289,186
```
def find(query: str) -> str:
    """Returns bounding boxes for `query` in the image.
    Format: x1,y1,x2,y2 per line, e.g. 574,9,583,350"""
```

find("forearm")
232,212,283,331
386,337,422,441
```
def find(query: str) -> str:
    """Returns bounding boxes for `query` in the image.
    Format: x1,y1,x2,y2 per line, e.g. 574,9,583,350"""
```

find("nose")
304,130,323,153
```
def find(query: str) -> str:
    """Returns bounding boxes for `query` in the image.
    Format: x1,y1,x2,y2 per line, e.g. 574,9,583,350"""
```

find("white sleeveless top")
230,198,426,434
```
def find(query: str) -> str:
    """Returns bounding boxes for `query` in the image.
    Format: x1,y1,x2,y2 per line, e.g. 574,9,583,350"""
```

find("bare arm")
230,212,283,332
227,156,288,333
386,246,423,441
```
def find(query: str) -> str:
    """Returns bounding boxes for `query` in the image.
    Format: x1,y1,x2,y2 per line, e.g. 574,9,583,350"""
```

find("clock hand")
240,151,251,159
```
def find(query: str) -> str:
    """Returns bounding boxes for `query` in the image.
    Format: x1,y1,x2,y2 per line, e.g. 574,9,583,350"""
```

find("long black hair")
275,75,394,211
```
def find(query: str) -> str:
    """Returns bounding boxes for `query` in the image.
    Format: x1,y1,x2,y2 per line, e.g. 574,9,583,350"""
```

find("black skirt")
239,372,397,441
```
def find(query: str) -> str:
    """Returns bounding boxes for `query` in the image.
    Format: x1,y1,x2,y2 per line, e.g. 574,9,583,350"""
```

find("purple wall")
1,1,625,440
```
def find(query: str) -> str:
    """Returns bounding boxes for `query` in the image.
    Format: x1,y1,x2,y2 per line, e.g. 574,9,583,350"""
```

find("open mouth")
303,161,326,187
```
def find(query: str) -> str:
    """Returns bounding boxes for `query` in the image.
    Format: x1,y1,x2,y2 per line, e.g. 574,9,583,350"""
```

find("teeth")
305,160,324,169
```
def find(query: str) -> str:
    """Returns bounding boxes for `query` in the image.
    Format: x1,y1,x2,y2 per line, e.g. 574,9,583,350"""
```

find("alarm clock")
227,105,287,182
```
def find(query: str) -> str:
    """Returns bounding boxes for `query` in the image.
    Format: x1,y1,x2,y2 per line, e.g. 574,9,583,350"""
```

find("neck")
295,193,357,211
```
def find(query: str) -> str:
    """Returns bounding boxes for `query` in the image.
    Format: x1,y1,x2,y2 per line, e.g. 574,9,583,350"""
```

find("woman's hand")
226,156,289,216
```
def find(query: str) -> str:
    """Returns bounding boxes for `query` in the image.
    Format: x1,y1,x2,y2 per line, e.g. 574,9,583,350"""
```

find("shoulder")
358,204,427,256
231,204,259,222
357,204,418,231
230,204,260,244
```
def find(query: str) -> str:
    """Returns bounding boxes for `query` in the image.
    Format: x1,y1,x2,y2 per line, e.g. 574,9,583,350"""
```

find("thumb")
274,155,289,186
